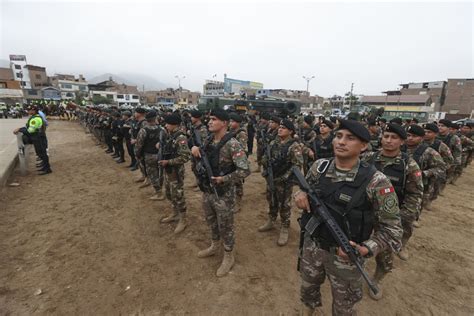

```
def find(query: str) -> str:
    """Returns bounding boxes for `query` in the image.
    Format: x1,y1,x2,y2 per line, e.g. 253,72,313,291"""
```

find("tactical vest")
368,152,408,203
206,132,236,177
143,126,161,154
412,144,428,169
163,131,184,160
270,139,296,178
440,134,453,149
429,139,442,153
313,160,377,245
132,119,145,138
315,134,334,159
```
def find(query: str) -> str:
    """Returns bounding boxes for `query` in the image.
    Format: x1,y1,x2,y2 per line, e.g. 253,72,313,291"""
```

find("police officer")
191,109,250,277
258,119,303,246
294,119,402,315
159,113,191,234
229,112,248,213
363,123,423,300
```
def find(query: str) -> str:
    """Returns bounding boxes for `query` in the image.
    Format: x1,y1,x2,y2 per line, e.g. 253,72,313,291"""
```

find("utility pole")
303,75,315,93
175,75,186,90
349,82,354,110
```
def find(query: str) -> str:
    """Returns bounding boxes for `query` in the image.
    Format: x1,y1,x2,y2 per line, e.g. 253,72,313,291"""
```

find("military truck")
197,96,301,115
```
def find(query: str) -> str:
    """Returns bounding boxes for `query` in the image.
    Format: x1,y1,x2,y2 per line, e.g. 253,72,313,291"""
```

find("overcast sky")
0,0,472,96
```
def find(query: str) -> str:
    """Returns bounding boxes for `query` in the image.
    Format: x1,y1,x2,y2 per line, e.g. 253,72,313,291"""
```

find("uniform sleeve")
451,136,463,165
400,158,424,220
222,139,250,184
199,126,208,144
168,135,191,165
360,151,375,163
237,131,248,149
440,143,454,170
135,128,146,157
279,141,303,181
423,148,446,178
364,171,403,255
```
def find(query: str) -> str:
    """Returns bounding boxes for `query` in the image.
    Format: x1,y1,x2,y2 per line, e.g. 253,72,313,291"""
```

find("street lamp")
303,75,315,93
175,75,186,89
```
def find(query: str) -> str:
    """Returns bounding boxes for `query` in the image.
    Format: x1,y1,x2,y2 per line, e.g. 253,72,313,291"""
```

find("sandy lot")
0,120,473,315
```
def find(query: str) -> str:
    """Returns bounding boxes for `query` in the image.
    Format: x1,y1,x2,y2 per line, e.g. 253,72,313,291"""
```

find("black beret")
384,123,407,139
210,108,229,121
229,112,243,123
135,107,147,114
390,117,403,125
145,111,157,120
280,119,295,132
463,122,474,128
112,111,121,118
304,115,314,125
337,119,370,142
260,112,271,120
424,123,439,133
164,113,182,125
190,110,203,118
122,111,132,117
407,124,425,137
367,118,377,126
270,115,281,123
438,119,451,127
321,119,334,129
450,122,460,129
329,116,337,123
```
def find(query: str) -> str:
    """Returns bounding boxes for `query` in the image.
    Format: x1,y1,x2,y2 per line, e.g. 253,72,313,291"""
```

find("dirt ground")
0,120,473,315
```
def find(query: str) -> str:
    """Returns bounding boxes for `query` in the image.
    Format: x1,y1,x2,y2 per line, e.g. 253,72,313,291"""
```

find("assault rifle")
193,130,219,199
292,166,380,296
157,128,165,181
261,129,277,206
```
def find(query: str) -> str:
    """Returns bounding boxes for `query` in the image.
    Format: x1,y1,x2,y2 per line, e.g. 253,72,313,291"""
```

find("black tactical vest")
163,131,184,160
368,153,408,203
313,160,377,245
205,133,236,177
315,134,334,159
143,126,161,154
270,139,296,178
429,139,442,153
412,144,428,169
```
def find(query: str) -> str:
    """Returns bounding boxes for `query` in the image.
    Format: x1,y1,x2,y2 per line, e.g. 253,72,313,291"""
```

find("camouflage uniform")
300,159,402,314
423,139,453,198
201,135,250,251
135,123,163,193
256,121,269,167
363,151,423,277
262,136,303,227
437,133,462,183
190,123,208,180
367,130,381,152
162,129,191,215
406,145,446,210
460,134,473,168
231,127,249,199
299,127,317,174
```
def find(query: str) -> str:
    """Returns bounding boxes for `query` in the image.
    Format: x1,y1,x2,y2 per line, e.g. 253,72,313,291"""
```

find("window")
0,83,6,88
21,82,26,87
28,90,38,96
457,81,464,86
16,73,23,78
117,94,124,99
62,84,72,89
132,95,139,99
14,65,21,70
79,86,87,91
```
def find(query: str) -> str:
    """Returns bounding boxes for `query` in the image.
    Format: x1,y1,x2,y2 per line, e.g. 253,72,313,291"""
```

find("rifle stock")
193,130,219,199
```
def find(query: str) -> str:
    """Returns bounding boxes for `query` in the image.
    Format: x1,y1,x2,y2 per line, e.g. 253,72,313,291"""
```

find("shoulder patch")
380,187,395,195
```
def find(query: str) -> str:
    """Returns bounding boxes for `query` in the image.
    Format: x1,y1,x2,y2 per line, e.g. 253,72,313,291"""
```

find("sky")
0,0,472,97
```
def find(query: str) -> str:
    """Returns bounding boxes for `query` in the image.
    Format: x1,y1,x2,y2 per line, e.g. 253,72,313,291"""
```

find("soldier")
363,123,423,300
460,122,473,167
294,119,402,315
103,109,114,154
299,116,317,174
267,115,280,142
121,111,137,168
313,119,335,160
378,117,387,131
367,119,381,151
255,112,271,172
258,119,303,246
423,123,453,197
191,109,250,277
134,111,165,200
158,113,191,234
405,125,445,222
131,108,149,184
189,110,208,189
111,111,125,163
437,119,462,184
229,112,248,213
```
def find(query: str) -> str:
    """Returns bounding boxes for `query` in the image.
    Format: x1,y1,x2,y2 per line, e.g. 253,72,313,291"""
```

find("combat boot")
197,240,219,258
134,176,145,183
258,218,275,232
216,250,235,277
234,196,242,213
300,303,322,316
397,247,409,261
413,220,421,228
160,212,179,224
369,267,386,301
139,178,151,188
277,226,289,246
174,213,187,234
424,201,433,211
149,191,165,201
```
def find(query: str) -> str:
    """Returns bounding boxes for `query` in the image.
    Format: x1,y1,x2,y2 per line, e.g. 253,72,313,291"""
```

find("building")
203,80,225,96
223,75,263,95
9,54,31,89
88,77,140,106
443,78,474,116
383,81,447,112
50,74,89,100
42,87,61,101
360,94,433,122
0,67,24,104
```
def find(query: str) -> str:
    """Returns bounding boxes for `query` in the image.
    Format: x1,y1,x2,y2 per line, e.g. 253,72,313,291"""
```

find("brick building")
443,78,474,116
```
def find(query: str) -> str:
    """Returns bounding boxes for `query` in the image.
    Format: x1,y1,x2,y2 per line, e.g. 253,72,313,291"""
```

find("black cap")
122,111,132,117
367,118,377,126
270,115,281,124
260,112,271,120
438,119,451,127
390,117,403,125
424,123,439,133
164,113,182,125
280,119,295,132
304,115,314,125
145,111,157,120
321,119,334,129
135,107,147,114
463,122,474,128
384,123,407,139
337,119,370,142
112,111,121,118
210,109,229,121
329,116,337,123
190,110,203,118
229,112,243,123
407,124,425,137
450,122,460,129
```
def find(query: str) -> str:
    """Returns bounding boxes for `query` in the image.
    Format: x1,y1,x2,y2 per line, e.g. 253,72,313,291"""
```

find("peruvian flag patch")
380,187,395,195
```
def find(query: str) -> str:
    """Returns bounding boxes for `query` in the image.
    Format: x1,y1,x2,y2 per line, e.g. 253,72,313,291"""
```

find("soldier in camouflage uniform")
406,125,446,219
460,122,473,167
229,112,248,213
158,114,191,234
189,110,208,189
298,116,318,175
255,112,271,172
131,108,149,183
423,123,454,198
258,119,304,246
134,111,165,199
294,119,402,316
437,119,462,184
363,123,423,300
191,109,250,277
367,118,381,152
313,119,335,160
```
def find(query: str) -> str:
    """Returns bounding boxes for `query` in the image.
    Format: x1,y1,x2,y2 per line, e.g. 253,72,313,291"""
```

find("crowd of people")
19,103,474,315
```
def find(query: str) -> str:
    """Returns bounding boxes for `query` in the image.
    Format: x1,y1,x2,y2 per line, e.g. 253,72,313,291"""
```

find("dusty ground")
0,120,473,315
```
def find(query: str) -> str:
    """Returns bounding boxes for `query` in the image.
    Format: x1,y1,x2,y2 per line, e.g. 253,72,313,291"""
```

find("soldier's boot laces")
369,268,386,301
161,212,179,224
174,214,187,234
397,247,409,261
277,226,289,246
197,241,219,258
216,250,235,277
258,218,275,232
